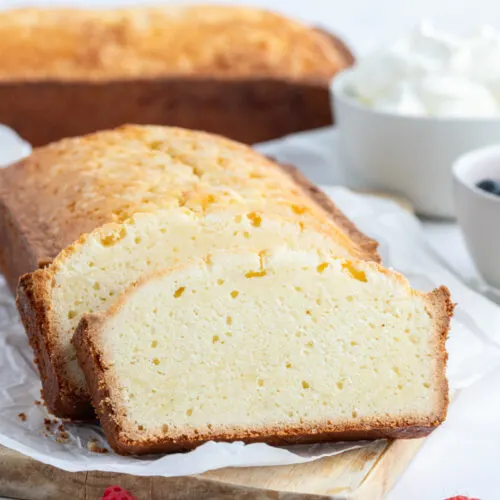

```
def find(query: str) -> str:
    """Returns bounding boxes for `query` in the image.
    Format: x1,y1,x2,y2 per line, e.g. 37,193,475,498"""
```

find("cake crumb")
44,417,59,432
56,431,69,443
34,400,42,406
88,438,108,454
18,412,27,422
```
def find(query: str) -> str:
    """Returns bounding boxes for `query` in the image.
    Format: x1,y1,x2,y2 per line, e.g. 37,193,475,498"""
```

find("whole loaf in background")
0,5,353,146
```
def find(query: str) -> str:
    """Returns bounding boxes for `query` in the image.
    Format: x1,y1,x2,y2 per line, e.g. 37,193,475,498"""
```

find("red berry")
445,496,480,500
101,485,136,500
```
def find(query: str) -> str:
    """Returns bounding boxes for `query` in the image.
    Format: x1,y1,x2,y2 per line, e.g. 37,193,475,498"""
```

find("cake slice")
74,248,452,455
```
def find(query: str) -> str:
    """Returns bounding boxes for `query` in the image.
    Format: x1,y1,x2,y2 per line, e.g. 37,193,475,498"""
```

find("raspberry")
101,485,136,500
445,496,480,500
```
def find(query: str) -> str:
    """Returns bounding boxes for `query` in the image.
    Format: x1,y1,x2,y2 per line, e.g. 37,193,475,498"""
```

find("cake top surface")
0,5,348,81
0,125,372,262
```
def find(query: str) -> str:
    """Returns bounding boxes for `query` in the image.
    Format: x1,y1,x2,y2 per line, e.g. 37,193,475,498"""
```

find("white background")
1,1,500,499
3,0,500,55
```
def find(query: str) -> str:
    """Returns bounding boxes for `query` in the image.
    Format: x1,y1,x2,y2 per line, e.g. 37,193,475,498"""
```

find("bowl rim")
330,68,500,124
452,143,500,203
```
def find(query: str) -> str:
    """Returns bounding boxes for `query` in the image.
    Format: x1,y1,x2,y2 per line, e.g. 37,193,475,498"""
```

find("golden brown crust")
0,7,346,81
107,425,439,456
74,316,122,445
316,28,355,67
0,159,71,295
0,195,39,295
1,130,376,295
424,285,455,421
16,272,95,420
279,164,380,263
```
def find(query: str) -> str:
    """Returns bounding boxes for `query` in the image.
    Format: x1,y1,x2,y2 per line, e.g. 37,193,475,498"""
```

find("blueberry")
476,179,500,196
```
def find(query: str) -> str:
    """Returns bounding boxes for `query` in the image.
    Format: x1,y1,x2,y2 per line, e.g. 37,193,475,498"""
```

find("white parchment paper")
1,127,500,477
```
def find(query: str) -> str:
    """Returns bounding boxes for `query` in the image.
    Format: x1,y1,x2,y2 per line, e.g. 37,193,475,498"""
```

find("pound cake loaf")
11,125,380,419
0,6,353,146
74,248,453,455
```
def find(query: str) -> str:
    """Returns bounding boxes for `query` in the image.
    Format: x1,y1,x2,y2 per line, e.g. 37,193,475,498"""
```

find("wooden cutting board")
0,437,423,499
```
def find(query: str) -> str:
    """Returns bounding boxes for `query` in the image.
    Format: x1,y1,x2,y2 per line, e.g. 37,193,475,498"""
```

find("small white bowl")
331,69,500,218
453,145,500,289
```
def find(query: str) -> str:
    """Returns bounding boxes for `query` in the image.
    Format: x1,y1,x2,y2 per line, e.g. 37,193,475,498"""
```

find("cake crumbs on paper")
88,438,108,454
33,400,42,406
40,418,70,443
17,412,27,422
56,431,70,443
43,417,59,432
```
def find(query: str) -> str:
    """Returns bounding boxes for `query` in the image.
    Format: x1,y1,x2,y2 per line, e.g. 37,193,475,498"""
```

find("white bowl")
453,145,500,289
331,69,500,218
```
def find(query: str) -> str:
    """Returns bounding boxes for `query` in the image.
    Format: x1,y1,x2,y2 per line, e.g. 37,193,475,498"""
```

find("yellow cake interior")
93,249,444,438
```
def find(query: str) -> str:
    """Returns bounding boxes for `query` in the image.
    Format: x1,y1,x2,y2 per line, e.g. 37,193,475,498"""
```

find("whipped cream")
345,22,500,117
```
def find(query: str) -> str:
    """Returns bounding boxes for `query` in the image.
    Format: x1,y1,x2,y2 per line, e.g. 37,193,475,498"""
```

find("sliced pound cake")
14,125,379,420
74,248,453,455
17,208,375,420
